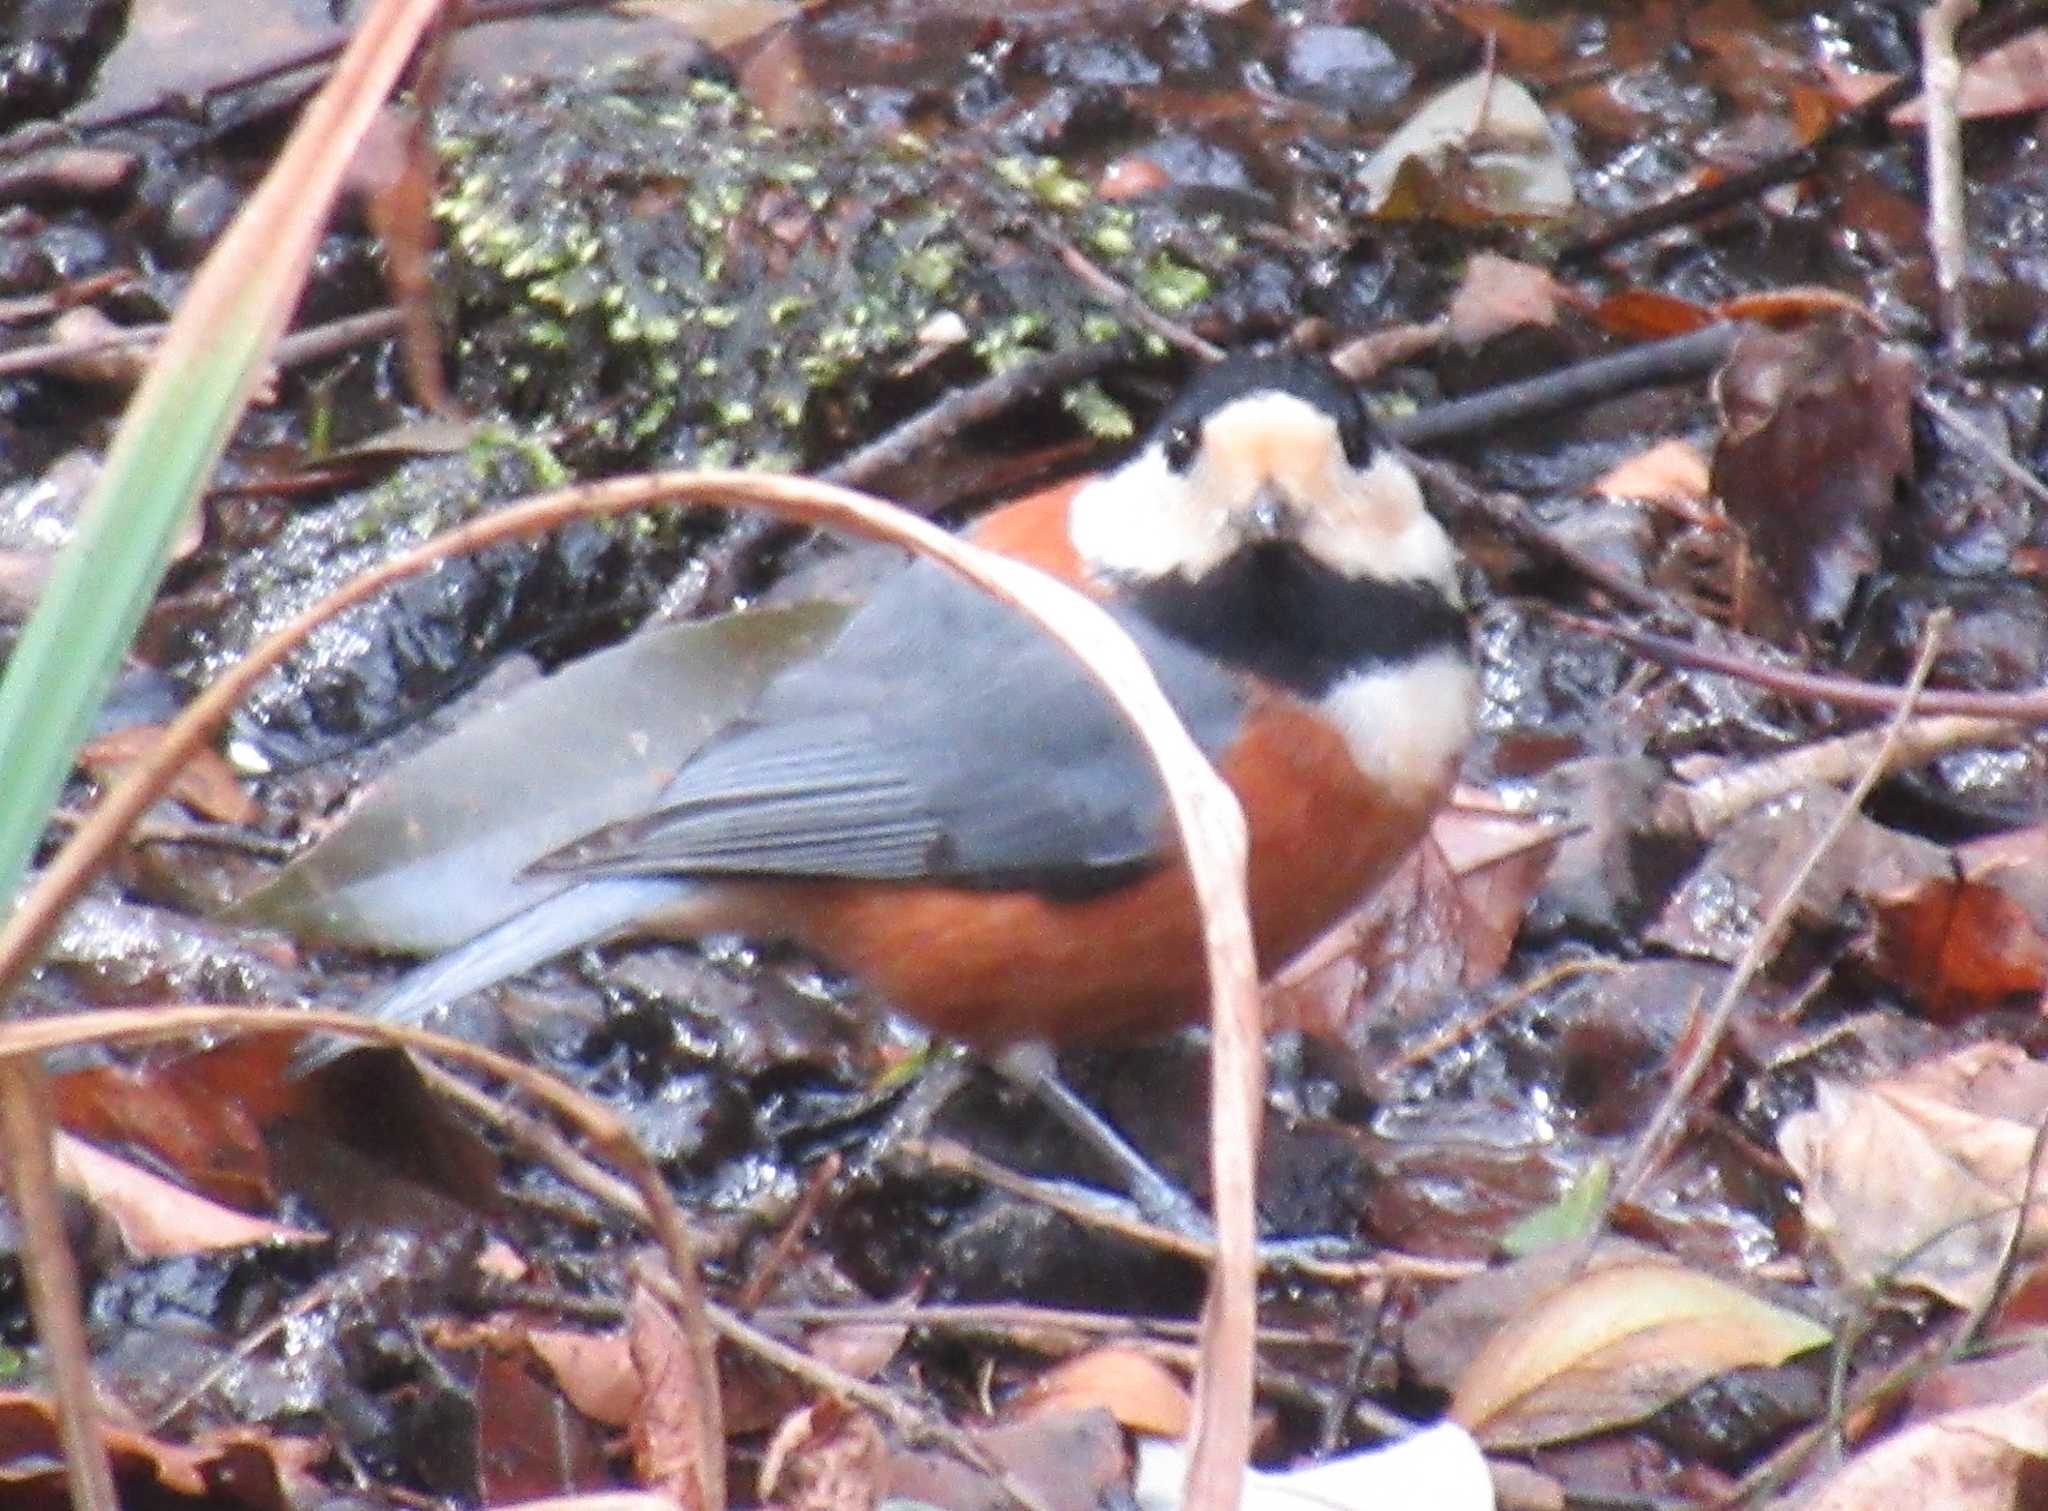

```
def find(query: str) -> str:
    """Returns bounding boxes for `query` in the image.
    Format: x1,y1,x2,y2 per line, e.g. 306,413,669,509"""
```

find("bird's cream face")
1067,388,1459,602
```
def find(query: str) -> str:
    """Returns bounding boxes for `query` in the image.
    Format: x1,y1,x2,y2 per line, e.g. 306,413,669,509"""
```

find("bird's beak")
1245,485,1297,542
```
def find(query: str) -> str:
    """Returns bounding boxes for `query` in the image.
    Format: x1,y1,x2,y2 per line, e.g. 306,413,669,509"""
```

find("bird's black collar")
1125,542,1467,699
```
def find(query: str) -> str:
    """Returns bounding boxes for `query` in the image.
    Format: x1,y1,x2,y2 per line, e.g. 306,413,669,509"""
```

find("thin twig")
0,1060,119,1511
906,1137,1477,1284
0,305,400,382
1920,0,1980,360
1668,713,2022,836
1917,390,2048,509
1383,324,1742,451
826,338,1136,490
1588,611,1952,1253
1024,224,1223,362
1550,608,2048,720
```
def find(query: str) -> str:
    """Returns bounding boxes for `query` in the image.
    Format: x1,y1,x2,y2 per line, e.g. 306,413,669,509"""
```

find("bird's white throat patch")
1318,648,1477,803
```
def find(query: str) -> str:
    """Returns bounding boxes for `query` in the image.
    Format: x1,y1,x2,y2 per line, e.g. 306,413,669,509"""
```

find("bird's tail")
294,876,696,1073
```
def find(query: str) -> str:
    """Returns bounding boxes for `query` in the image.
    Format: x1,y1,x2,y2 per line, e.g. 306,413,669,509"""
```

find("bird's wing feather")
541,560,1248,893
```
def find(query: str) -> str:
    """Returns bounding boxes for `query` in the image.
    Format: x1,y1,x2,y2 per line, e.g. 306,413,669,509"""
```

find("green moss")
432,63,1236,472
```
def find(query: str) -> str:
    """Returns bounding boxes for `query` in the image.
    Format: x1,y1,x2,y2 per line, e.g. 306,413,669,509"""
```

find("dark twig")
1558,0,2048,262
1383,324,1742,450
1408,457,1669,614
1551,609,2048,721
0,306,400,382
1025,224,1223,362
826,338,1136,491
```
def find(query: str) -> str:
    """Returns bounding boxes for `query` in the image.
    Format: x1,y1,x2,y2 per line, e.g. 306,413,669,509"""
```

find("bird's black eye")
1161,420,1199,472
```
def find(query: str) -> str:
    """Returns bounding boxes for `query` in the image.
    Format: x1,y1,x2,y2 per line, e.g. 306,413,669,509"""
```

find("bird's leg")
991,1041,1213,1237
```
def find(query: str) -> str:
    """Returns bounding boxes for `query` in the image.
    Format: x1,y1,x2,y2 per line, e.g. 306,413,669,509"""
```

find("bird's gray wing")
539,559,1248,895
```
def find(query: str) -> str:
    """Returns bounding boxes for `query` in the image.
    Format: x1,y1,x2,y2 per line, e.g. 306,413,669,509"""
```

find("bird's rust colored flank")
741,695,1441,1047
963,477,1087,582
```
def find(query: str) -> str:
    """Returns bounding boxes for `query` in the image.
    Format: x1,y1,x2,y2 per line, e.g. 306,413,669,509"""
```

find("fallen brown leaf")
1011,1345,1192,1439
528,1326,640,1429
1592,439,1713,513
1447,1259,1829,1448
626,1284,717,1510
53,1133,322,1257
1779,1042,2048,1307
1799,1370,2048,1510
80,725,256,825
1446,253,1561,348
1712,318,1916,636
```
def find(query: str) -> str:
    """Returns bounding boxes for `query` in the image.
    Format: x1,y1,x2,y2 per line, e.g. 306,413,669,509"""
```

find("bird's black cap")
1154,352,1381,471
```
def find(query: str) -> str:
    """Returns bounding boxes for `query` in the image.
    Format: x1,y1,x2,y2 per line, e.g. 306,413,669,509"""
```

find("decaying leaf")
1446,252,1561,348
1710,318,1917,636
1871,876,2048,1023
1268,798,1558,1044
54,1133,323,1257
0,1393,317,1508
1821,29,2048,125
1798,1370,2048,1511
626,1284,718,1510
1779,1043,2048,1308
886,1408,1128,1511
1358,68,1574,222
1012,1346,1192,1439
528,1325,640,1428
1447,1259,1829,1447
1593,439,1712,513
759,1399,890,1511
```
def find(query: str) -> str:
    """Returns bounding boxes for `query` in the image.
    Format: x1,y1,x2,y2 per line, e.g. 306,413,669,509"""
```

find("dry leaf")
54,1133,322,1257
1820,30,2048,125
886,1409,1127,1511
1448,1260,1829,1447
1779,1044,2048,1307
1447,253,1561,348
1871,876,2048,1022
0,1392,317,1506
528,1326,640,1428
1358,69,1574,222
1712,318,1916,636
1012,1347,1193,1439
1799,1370,2048,1510
81,725,257,824
759,1400,887,1511
1593,440,1712,511
1590,289,1714,339
626,1285,717,1510
1269,800,1557,1044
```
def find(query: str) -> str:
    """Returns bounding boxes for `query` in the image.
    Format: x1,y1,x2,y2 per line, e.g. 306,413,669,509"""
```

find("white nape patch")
1320,649,1478,802
1066,388,1457,596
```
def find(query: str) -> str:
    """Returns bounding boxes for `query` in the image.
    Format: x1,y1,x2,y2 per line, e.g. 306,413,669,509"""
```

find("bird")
331,350,1477,1219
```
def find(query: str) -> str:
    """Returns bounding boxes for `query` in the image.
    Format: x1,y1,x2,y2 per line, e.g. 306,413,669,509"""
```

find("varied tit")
336,352,1476,1207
